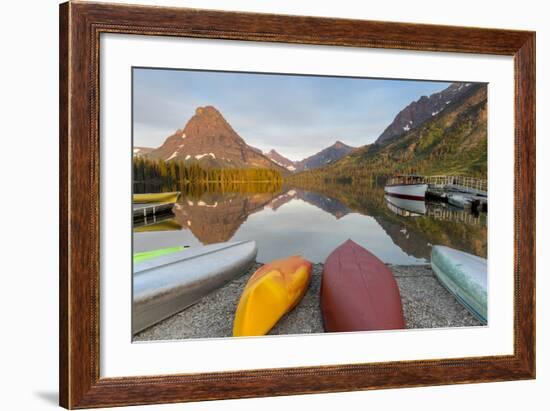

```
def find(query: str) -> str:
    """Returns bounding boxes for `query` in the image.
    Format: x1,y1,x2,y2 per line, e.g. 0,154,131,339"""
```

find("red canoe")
321,240,405,332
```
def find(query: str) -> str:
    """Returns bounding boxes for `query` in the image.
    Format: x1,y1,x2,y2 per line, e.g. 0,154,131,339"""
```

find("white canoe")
431,245,487,324
133,240,258,334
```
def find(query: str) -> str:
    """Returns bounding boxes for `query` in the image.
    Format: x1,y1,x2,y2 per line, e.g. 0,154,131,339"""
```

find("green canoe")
431,245,487,324
133,246,188,264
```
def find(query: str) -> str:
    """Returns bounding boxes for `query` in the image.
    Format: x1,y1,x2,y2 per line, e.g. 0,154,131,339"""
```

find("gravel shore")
134,263,481,341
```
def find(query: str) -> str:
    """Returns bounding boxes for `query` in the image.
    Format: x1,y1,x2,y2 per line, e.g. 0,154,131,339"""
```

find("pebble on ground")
134,263,481,341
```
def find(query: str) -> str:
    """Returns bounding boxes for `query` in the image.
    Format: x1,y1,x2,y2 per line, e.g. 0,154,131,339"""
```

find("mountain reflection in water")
133,182,487,264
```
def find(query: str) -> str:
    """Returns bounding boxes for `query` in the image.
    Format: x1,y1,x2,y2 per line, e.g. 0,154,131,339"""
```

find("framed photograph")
59,1,535,408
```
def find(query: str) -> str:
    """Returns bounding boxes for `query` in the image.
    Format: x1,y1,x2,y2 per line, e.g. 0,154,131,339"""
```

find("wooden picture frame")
59,1,535,408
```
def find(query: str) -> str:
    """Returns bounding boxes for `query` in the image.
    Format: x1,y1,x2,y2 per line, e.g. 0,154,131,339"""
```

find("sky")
133,68,451,161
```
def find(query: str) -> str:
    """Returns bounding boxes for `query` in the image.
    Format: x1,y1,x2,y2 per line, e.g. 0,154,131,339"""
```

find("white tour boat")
384,174,428,200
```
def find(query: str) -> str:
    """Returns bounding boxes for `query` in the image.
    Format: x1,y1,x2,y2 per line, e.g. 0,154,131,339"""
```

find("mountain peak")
195,105,221,116
294,141,355,172
265,149,296,171
192,106,228,125
332,140,348,149
146,106,286,172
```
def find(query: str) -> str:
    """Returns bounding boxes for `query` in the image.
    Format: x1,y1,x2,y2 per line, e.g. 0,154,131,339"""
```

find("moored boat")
133,191,181,204
431,245,487,324
133,240,257,334
320,240,405,332
233,256,312,337
384,175,428,200
448,194,472,209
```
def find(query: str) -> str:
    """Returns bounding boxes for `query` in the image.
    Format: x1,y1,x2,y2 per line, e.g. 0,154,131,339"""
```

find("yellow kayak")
133,191,180,204
233,256,312,337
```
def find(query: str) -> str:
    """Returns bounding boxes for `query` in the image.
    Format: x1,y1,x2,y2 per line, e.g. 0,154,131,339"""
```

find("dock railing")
424,175,487,195
426,206,486,226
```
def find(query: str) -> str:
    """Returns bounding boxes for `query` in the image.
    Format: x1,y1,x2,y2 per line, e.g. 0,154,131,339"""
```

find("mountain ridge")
265,149,296,171
133,147,154,157
375,82,478,146
264,142,356,172
139,81,485,179
294,141,356,172
290,83,487,180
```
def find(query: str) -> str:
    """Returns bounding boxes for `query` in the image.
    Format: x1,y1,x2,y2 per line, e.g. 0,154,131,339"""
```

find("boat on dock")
320,240,405,332
448,193,475,209
133,240,258,334
448,193,487,212
233,256,312,337
384,175,428,200
133,191,180,204
431,245,487,324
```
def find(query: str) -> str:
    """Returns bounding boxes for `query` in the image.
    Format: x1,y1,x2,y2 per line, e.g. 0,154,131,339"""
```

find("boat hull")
133,191,180,204
133,240,257,334
431,245,487,324
384,183,427,200
448,194,472,209
321,240,405,332
233,256,312,336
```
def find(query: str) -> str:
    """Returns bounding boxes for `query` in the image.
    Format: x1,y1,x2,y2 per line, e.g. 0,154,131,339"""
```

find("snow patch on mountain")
195,153,216,160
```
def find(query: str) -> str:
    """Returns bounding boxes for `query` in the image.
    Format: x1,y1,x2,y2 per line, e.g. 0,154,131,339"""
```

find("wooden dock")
425,175,487,196
424,175,488,211
426,205,486,226
133,202,175,224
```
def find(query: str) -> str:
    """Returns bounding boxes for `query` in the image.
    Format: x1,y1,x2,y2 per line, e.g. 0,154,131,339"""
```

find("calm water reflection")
133,183,486,264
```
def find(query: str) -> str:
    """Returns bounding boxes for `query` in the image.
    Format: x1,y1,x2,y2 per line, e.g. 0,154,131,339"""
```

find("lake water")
133,182,487,265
